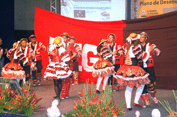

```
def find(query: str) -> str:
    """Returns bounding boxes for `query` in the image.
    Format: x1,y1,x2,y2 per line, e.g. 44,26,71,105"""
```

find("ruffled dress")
92,46,115,77
116,48,150,88
44,45,72,80
1,59,25,79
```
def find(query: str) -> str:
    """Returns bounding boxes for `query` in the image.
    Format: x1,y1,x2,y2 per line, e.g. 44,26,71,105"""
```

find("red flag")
35,6,126,84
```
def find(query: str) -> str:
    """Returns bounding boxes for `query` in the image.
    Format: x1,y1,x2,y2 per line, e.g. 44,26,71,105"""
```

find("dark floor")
1,80,176,117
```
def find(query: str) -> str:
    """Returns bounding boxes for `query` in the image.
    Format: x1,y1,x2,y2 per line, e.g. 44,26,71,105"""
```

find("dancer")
92,39,115,94
116,33,151,111
60,33,77,99
107,33,123,91
17,38,34,86
29,34,46,87
139,32,161,107
60,33,71,99
44,37,75,101
2,41,25,83
68,36,81,85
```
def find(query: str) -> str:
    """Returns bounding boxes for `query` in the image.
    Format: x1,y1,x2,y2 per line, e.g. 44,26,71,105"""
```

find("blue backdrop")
0,0,15,64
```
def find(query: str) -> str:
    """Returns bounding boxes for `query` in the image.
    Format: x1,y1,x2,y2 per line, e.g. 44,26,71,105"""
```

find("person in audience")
0,37,7,76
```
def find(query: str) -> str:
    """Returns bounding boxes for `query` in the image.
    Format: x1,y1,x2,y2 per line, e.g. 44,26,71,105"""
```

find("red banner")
35,6,126,84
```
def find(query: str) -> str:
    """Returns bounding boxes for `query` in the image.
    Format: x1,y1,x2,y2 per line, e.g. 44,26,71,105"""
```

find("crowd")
0,32,161,111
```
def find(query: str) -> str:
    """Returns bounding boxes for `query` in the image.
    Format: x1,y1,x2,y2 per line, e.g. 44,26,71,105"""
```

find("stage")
0,79,175,117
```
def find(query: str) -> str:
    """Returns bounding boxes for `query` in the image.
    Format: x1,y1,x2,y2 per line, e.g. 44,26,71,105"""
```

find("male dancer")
68,36,81,85
60,33,76,99
139,32,161,107
107,33,123,91
29,34,46,86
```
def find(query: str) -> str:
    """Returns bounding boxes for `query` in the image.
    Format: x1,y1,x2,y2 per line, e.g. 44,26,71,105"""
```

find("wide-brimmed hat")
99,39,108,45
13,41,20,48
29,34,37,39
54,37,62,45
13,42,17,48
53,37,63,48
61,32,70,38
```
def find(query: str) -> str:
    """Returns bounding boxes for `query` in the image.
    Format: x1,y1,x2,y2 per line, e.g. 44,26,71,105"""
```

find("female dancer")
44,37,76,101
92,39,115,94
116,33,151,111
17,38,34,86
2,41,25,82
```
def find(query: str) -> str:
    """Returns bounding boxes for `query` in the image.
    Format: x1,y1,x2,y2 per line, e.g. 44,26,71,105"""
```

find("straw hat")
54,37,62,45
61,32,70,38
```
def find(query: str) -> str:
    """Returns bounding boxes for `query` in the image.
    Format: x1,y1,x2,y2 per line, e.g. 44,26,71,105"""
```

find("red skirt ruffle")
93,58,113,69
1,62,25,79
116,65,150,88
44,62,72,79
92,58,115,77
3,62,23,70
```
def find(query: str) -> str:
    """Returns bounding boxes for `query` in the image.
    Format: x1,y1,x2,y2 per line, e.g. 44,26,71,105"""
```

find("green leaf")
172,90,177,103
0,108,4,113
24,106,33,117
0,103,3,107
11,108,19,114
68,82,125,116
4,101,11,110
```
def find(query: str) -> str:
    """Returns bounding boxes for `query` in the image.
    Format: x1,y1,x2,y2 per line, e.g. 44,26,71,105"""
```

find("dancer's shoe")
133,103,143,107
126,108,132,111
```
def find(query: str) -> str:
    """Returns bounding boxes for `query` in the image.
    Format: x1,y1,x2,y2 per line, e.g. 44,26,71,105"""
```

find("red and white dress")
92,45,115,77
1,48,25,80
116,45,150,88
44,44,72,79
1,60,25,79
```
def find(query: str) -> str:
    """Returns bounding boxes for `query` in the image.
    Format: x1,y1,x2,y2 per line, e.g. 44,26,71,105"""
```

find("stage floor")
2,80,176,117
